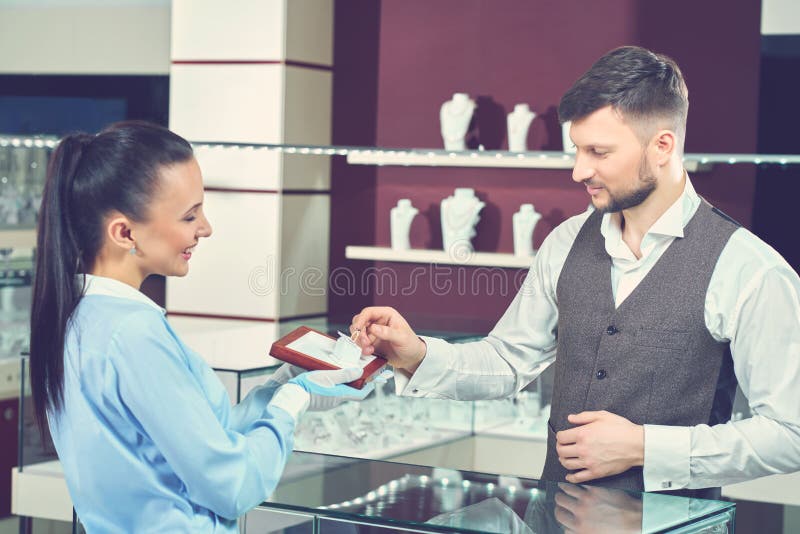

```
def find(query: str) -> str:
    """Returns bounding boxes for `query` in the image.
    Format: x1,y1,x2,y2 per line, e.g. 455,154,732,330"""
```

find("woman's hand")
288,367,375,400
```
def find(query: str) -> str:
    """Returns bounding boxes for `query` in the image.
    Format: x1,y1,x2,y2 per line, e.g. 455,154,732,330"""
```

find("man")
351,46,800,498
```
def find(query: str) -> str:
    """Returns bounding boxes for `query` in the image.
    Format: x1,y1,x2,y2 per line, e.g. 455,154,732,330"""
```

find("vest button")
596,369,607,379
606,325,618,335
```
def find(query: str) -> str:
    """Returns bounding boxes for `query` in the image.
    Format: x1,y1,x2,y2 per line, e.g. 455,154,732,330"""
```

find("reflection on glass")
293,378,473,457
265,453,734,533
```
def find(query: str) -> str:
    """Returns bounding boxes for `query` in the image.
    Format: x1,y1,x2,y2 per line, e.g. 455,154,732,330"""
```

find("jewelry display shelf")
347,149,724,172
345,148,800,172
344,246,534,268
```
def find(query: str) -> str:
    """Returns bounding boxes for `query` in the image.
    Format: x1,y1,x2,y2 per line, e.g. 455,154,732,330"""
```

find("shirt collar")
80,274,166,315
600,172,700,241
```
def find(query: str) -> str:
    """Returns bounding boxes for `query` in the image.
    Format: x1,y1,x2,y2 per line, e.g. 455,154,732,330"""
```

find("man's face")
569,106,657,214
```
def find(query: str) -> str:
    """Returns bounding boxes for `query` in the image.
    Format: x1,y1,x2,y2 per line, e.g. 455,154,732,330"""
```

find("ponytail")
29,122,193,439
30,134,93,439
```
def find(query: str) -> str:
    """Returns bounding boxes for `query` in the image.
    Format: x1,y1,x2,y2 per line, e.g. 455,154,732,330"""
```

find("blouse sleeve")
108,310,296,520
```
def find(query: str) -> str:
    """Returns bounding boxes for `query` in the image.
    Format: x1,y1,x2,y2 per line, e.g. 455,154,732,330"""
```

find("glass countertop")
264,452,735,533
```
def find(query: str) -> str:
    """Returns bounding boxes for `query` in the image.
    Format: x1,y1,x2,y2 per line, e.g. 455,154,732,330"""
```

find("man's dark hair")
559,46,689,147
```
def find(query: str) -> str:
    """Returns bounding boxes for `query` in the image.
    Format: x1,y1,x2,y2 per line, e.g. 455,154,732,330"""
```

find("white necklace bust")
390,199,419,251
507,103,536,152
441,188,485,257
512,203,542,257
440,93,476,151
561,120,576,153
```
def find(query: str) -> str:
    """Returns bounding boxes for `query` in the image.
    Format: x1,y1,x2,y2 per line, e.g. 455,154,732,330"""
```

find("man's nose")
572,151,594,183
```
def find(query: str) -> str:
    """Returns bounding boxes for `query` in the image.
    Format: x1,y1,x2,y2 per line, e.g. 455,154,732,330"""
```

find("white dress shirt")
396,176,800,492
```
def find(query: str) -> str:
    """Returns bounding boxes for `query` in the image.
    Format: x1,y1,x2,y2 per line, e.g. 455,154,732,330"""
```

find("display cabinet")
245,451,736,533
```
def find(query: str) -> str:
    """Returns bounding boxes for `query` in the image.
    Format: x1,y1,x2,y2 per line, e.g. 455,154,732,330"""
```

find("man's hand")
350,306,427,372
554,483,643,533
555,410,644,484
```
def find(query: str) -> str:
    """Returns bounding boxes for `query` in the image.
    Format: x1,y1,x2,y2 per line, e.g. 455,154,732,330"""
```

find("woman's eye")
184,215,196,222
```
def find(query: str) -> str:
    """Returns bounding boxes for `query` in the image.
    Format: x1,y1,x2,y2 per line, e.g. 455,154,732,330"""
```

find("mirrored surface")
265,452,735,533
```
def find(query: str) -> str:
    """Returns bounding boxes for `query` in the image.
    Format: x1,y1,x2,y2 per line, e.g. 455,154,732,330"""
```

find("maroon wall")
330,1,761,331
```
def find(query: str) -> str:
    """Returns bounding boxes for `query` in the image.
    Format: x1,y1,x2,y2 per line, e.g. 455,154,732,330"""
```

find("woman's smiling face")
130,157,212,278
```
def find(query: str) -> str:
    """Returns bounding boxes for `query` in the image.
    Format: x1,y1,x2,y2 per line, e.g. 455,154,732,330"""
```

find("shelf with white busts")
345,148,800,173
347,149,722,172
344,246,535,269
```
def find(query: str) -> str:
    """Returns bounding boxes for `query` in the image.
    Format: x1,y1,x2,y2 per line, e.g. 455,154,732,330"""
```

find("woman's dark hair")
30,121,194,437
559,46,689,145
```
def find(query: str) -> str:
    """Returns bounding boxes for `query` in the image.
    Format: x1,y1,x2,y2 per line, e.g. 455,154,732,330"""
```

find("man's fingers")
351,306,397,331
559,457,584,471
556,427,579,445
567,411,604,425
368,323,405,344
558,455,586,471
556,442,579,459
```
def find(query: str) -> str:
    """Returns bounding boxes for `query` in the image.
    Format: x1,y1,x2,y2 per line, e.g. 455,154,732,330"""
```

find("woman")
29,121,371,532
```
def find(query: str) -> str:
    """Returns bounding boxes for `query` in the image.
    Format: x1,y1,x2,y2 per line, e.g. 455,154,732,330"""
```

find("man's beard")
595,155,657,214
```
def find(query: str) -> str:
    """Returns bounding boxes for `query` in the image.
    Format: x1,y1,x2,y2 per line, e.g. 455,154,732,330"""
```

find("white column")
167,0,333,369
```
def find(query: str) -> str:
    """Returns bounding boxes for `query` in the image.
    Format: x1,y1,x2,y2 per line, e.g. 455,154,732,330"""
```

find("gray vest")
541,200,739,493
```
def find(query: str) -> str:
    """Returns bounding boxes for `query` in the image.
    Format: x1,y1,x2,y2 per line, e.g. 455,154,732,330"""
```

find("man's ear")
106,213,136,254
652,129,677,167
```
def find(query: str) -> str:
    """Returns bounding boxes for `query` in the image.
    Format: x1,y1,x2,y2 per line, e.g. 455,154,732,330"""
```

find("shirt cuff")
395,336,454,397
269,383,310,422
643,424,691,492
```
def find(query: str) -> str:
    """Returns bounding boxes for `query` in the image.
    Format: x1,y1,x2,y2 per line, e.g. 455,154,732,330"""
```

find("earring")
129,246,136,256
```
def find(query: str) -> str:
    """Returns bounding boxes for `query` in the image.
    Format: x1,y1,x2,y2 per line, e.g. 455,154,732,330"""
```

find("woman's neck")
89,254,145,289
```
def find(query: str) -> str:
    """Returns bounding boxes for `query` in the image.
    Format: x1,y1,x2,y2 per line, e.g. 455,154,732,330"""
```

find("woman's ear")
106,214,136,255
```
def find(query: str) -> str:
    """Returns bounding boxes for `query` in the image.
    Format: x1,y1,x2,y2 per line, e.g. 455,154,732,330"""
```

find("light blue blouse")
48,275,296,533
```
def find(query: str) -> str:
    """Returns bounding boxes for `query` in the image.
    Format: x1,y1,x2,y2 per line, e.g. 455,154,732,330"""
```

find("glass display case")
245,451,736,533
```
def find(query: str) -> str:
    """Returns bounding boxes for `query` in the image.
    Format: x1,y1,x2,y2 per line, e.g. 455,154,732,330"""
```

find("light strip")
2,136,799,167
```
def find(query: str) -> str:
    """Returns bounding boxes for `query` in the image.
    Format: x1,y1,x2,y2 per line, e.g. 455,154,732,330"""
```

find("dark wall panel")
753,39,800,273
330,1,762,330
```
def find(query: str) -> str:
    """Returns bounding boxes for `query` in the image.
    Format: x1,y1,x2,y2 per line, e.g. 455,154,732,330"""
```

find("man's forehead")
572,110,628,138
